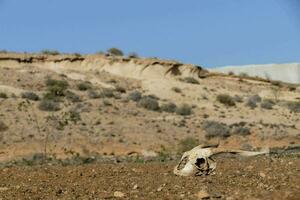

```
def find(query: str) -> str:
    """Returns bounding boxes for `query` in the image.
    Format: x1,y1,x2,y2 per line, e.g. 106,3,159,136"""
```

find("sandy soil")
0,156,299,200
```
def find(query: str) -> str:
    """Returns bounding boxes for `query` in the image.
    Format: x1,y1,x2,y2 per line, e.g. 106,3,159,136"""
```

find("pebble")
114,191,125,198
259,172,266,178
196,190,210,199
133,184,138,190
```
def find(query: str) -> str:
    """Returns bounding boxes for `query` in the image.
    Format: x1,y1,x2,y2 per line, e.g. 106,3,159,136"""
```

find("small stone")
259,172,266,178
157,186,163,192
114,191,125,198
133,184,138,190
196,190,210,199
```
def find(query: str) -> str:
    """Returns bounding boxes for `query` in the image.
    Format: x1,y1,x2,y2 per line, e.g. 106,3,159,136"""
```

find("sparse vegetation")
128,91,142,102
233,95,243,103
138,96,160,111
239,72,249,77
21,92,40,101
286,101,300,113
182,77,200,84
44,78,69,100
231,127,251,136
0,120,8,132
246,95,261,109
107,48,124,56
0,92,8,99
175,104,192,116
88,90,101,99
203,121,230,139
216,94,236,106
38,100,60,111
261,99,274,110
171,87,182,93
161,102,177,113
100,88,115,98
228,71,235,76
77,82,92,91
65,90,81,102
41,49,60,55
115,86,126,93
178,137,198,153
128,52,139,58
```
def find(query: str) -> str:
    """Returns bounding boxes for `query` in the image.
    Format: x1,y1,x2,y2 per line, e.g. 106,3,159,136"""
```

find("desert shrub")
41,49,60,55
38,100,60,111
0,92,8,99
107,47,124,56
286,101,300,113
0,120,8,132
128,52,139,58
0,50,8,53
65,90,81,102
178,137,198,153
138,97,160,111
77,82,92,91
68,110,81,123
228,71,235,75
233,95,243,103
245,95,261,109
261,99,274,110
21,92,40,101
88,90,101,99
102,99,112,106
128,90,142,102
175,104,192,116
115,86,126,93
239,72,249,77
203,121,230,139
144,94,159,100
231,126,251,136
182,77,199,84
73,53,82,57
171,87,182,93
216,94,236,106
161,102,177,113
100,88,115,98
45,78,69,97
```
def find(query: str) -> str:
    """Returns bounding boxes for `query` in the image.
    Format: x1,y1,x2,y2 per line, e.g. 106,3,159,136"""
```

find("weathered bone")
174,145,269,176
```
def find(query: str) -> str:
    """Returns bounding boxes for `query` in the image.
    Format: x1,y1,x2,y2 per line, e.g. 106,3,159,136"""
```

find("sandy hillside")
0,52,299,164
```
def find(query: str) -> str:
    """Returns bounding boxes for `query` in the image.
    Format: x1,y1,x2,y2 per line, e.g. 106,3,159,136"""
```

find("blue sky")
0,0,299,67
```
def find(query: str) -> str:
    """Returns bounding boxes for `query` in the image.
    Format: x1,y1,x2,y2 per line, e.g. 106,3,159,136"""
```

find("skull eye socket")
195,158,205,168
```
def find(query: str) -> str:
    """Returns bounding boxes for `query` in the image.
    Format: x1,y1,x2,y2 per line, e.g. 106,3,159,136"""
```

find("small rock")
133,184,138,190
157,186,163,192
114,191,125,198
196,190,210,199
259,172,266,178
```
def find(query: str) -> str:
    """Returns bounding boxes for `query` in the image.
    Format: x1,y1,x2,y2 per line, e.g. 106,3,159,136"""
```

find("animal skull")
174,145,269,176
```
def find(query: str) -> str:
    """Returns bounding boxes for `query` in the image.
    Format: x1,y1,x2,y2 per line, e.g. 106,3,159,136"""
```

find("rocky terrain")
0,52,299,199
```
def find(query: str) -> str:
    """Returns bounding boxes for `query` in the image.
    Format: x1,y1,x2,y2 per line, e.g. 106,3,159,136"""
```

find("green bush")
286,101,300,113
216,94,236,106
161,102,177,113
65,90,82,102
107,47,124,56
171,87,182,93
77,82,92,91
182,77,199,84
0,120,8,132
0,92,8,99
128,91,142,102
38,100,60,111
175,104,192,116
138,97,160,111
41,49,60,55
203,121,230,139
44,78,69,100
21,92,40,101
